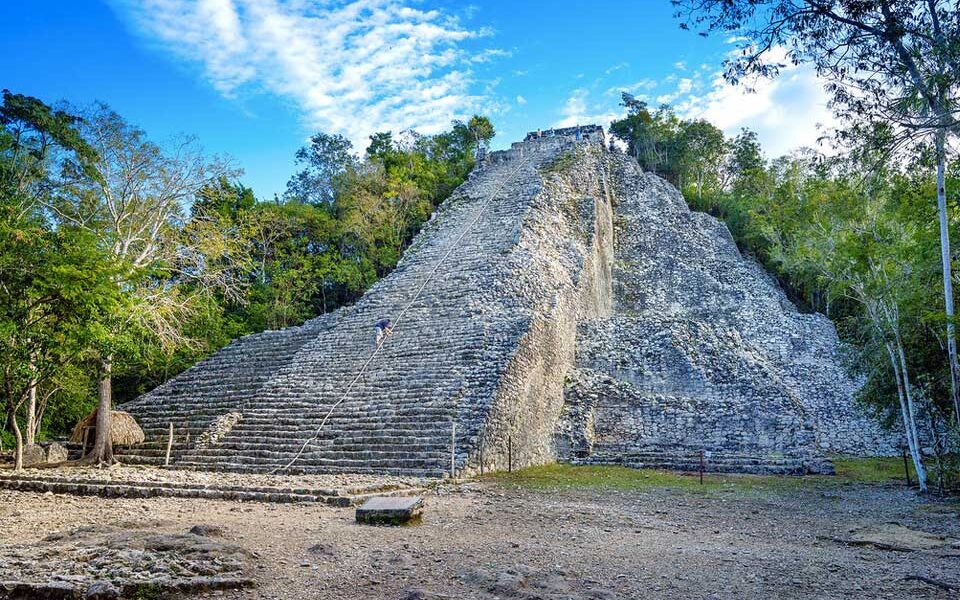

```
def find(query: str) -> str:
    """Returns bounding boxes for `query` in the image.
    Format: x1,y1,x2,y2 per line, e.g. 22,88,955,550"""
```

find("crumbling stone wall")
555,153,898,472
468,144,615,474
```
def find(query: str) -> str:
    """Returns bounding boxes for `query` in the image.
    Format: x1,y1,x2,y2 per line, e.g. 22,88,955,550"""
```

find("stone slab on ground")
356,496,424,525
832,523,955,552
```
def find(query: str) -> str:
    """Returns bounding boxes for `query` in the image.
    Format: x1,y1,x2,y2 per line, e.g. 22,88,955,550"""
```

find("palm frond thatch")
69,409,145,446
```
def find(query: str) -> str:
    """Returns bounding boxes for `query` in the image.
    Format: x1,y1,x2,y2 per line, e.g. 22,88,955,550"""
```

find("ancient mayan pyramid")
119,126,897,476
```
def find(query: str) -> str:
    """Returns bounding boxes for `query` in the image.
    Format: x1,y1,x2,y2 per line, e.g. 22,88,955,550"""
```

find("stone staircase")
117,127,895,480
114,322,323,467
120,132,613,477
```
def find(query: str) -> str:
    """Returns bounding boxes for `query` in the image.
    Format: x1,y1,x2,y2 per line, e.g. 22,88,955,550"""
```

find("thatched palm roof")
69,409,145,446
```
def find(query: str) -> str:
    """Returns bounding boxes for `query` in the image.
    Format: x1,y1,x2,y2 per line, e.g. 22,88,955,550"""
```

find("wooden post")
165,423,174,467
479,441,485,476
450,421,456,479
699,450,705,485
82,426,92,456
902,446,912,486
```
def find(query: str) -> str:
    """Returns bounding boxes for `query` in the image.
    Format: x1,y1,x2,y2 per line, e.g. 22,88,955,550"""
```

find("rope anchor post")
165,423,174,467
450,421,457,479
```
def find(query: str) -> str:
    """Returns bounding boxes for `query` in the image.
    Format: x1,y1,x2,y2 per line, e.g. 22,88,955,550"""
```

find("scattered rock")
84,580,120,599
399,588,451,600
308,543,336,558
45,442,69,464
21,445,46,467
189,524,224,537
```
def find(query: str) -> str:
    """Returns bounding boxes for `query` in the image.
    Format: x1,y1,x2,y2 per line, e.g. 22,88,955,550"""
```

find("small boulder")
85,580,120,599
189,524,224,537
308,543,336,558
21,444,46,467
45,442,69,463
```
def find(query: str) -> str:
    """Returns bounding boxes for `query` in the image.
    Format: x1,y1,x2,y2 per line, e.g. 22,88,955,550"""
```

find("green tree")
285,132,357,205
50,104,245,465
0,92,119,469
677,119,727,203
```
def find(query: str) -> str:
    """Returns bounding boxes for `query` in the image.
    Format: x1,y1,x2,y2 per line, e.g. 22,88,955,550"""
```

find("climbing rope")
270,152,533,474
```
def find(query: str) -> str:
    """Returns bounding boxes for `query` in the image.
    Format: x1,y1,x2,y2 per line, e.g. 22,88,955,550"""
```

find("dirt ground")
1,471,958,599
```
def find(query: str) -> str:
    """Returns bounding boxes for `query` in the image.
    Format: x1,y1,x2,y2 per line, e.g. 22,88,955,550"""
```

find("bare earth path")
0,470,958,599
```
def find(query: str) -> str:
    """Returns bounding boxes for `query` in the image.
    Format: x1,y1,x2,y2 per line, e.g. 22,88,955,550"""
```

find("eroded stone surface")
20,446,45,468
556,155,897,473
0,523,253,598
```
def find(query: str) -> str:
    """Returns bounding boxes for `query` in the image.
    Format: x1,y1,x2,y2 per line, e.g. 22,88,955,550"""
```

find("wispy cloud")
558,45,836,157
109,0,499,146
471,48,513,63
553,88,621,129
674,49,837,155
604,62,629,75
605,78,657,97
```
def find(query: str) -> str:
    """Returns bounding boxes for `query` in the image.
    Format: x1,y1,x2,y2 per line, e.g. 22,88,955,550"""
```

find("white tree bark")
24,378,36,447
884,340,927,491
936,130,960,424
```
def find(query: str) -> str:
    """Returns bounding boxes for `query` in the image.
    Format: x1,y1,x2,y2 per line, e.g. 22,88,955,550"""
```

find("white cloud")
471,48,512,63
604,62,629,75
605,78,657,97
516,95,527,105
676,63,837,156
554,88,622,129
656,77,694,104
110,0,499,147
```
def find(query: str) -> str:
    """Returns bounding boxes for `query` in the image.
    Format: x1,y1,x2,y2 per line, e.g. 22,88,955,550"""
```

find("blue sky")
1,1,834,199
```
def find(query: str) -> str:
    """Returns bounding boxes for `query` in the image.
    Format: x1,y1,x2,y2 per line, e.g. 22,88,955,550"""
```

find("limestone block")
21,444,45,467
46,442,69,463
356,496,423,525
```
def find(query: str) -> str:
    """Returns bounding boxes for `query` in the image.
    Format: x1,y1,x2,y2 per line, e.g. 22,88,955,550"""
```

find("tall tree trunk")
893,331,929,491
25,377,36,446
5,389,23,472
885,341,927,491
936,130,960,424
9,408,23,472
86,355,114,466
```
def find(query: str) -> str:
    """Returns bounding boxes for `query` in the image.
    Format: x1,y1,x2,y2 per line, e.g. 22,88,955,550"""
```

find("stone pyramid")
119,126,896,476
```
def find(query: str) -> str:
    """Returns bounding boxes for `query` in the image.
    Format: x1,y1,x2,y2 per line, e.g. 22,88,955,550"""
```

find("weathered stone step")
173,461,447,478
0,474,428,505
573,450,832,475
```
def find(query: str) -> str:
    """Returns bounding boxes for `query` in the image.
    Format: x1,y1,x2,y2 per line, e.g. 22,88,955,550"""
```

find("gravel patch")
0,477,957,599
